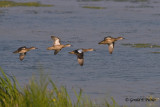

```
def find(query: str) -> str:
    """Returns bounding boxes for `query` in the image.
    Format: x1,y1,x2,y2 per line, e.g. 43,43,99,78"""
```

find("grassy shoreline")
0,67,120,107
0,67,159,107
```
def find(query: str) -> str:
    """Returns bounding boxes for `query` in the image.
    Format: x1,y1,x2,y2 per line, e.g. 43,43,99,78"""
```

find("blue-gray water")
0,0,160,106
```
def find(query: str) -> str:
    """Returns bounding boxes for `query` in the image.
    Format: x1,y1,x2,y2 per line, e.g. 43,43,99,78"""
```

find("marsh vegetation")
82,6,106,9
0,68,121,107
77,0,148,2
0,1,53,7
122,43,160,48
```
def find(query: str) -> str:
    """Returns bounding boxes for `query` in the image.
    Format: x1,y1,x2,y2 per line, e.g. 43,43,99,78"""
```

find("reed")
0,67,120,107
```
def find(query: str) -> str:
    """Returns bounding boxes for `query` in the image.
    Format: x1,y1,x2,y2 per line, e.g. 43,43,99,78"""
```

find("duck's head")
69,49,83,54
105,36,112,40
30,47,38,50
117,37,125,40
77,49,83,53
64,44,71,47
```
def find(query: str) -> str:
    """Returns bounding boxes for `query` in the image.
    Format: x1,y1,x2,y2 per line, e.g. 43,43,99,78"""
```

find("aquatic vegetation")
151,52,160,54
0,68,22,106
82,6,106,9
122,43,160,48
0,1,53,8
0,67,120,107
113,0,128,2
113,0,148,2
105,97,120,107
77,0,148,2
126,5,153,8
77,0,103,2
0,10,3,15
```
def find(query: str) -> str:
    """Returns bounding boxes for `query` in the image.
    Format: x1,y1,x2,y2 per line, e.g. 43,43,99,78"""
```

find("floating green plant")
151,52,160,54
82,6,106,9
122,43,160,48
0,1,53,8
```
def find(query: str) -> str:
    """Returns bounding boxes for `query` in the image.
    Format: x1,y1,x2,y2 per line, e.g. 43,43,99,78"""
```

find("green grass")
0,1,53,8
122,43,160,48
0,68,159,107
0,67,120,107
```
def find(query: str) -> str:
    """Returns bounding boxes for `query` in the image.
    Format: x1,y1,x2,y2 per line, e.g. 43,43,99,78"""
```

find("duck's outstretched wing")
54,49,61,55
51,36,61,45
82,48,94,52
19,53,26,61
108,42,114,54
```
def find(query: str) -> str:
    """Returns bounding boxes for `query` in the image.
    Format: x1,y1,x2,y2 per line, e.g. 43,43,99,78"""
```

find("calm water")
0,0,160,106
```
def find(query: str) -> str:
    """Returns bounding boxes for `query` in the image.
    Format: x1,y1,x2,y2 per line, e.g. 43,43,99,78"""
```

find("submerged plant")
82,6,106,9
113,0,148,2
122,43,160,48
151,52,160,54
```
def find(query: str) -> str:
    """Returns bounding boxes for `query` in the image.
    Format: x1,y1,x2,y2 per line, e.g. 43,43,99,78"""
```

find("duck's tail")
13,50,18,53
98,40,106,44
47,47,54,50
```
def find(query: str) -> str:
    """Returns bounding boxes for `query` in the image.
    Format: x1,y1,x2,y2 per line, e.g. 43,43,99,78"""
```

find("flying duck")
47,36,71,55
13,46,38,61
98,36,124,54
69,48,94,66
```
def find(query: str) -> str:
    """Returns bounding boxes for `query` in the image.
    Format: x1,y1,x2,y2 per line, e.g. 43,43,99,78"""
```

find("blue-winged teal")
47,36,71,55
99,36,124,54
13,46,38,61
69,48,94,66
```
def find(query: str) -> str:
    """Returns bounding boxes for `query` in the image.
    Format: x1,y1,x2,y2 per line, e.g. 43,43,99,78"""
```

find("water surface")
0,0,160,106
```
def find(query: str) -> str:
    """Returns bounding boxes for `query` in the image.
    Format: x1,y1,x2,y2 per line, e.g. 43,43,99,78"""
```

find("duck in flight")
47,36,71,55
13,46,38,61
69,48,94,66
98,36,124,54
